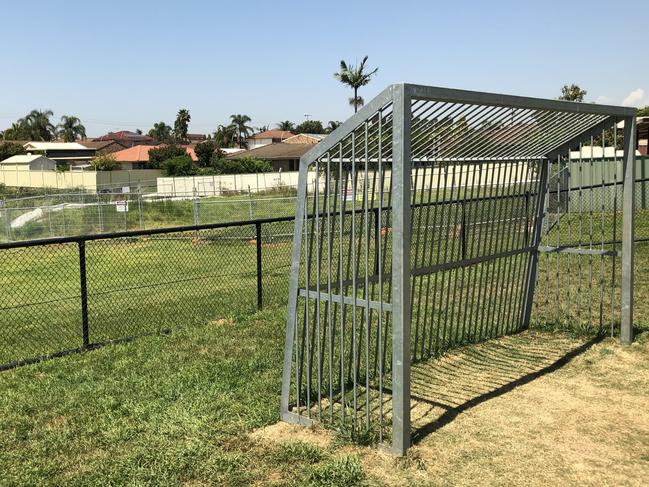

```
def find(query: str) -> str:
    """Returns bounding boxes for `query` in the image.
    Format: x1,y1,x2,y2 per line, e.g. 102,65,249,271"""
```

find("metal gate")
280,84,636,455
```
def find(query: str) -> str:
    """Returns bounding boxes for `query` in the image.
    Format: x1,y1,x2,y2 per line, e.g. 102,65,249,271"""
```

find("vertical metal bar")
611,121,619,336
363,122,371,429
326,155,334,421
78,240,90,348
280,153,310,420
391,84,411,455
314,175,322,421
620,116,636,344
521,161,549,328
377,111,384,443
339,145,346,423
599,130,606,330
588,136,594,327
351,131,357,425
255,222,263,311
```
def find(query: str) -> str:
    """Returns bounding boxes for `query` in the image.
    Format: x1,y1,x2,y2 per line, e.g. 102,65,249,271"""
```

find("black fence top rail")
0,214,297,250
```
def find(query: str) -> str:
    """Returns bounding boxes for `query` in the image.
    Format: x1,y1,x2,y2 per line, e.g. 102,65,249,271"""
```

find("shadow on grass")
404,332,604,444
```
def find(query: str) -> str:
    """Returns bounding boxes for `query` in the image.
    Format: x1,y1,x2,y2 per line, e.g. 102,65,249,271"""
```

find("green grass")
0,306,373,486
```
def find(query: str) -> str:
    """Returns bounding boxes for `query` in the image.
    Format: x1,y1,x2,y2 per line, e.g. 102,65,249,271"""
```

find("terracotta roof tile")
112,145,197,163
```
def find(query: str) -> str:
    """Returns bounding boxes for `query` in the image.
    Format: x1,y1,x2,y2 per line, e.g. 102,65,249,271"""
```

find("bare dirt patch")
250,422,334,449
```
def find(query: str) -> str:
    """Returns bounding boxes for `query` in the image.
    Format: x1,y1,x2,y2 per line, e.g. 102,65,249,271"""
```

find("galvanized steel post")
621,116,636,344
390,84,412,455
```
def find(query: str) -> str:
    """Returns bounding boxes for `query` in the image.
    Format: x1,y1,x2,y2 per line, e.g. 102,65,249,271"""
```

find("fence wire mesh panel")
0,188,303,243
281,83,637,455
0,217,294,370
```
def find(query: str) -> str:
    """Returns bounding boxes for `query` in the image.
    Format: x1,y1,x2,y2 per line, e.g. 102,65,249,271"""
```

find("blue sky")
1,0,647,136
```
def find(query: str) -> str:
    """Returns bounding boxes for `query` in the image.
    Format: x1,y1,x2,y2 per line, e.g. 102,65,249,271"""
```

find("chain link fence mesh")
0,217,294,369
0,164,647,370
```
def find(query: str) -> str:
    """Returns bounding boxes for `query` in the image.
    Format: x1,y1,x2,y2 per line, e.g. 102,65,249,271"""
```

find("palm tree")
230,114,253,148
57,115,87,142
148,122,173,142
256,124,269,133
174,108,191,142
334,56,378,113
213,124,237,148
20,109,56,141
276,120,295,131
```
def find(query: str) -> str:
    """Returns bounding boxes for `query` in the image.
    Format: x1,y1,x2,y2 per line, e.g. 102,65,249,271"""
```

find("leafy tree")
276,120,295,131
210,155,272,174
57,115,86,142
558,84,587,102
162,155,197,176
638,106,649,117
256,124,269,132
230,114,254,148
295,120,325,134
91,153,119,171
0,142,25,161
213,124,237,148
2,122,30,140
195,140,223,167
325,121,342,133
148,122,173,142
174,108,191,142
334,56,378,113
148,145,188,168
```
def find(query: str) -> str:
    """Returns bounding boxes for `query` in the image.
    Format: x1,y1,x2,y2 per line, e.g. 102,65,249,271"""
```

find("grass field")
0,303,647,485
0,196,648,484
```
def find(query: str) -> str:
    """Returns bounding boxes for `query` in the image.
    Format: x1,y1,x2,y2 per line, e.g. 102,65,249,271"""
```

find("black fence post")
255,222,263,311
524,191,530,245
78,240,90,348
374,206,380,274
461,200,467,260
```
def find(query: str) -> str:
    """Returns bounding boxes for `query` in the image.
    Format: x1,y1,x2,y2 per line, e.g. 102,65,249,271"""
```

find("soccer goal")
280,83,636,455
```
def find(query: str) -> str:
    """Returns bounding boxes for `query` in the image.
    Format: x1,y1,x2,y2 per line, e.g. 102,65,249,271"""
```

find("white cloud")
622,88,647,107
595,95,612,104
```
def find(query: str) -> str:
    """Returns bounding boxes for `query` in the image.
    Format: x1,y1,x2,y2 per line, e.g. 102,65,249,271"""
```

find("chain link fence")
0,186,301,243
0,216,295,370
1,167,647,370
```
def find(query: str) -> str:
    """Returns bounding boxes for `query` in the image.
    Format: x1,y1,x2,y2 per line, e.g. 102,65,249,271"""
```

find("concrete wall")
156,163,532,197
0,169,161,191
157,171,304,196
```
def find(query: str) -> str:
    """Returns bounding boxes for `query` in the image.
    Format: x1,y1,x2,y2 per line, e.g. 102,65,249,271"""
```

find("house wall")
247,138,274,149
0,169,161,191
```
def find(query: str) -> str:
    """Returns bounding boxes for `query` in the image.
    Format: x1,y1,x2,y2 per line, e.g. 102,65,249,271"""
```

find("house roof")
283,133,327,144
23,142,89,151
79,140,127,150
1,154,52,164
226,143,312,160
93,131,156,143
112,144,198,163
248,130,294,140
